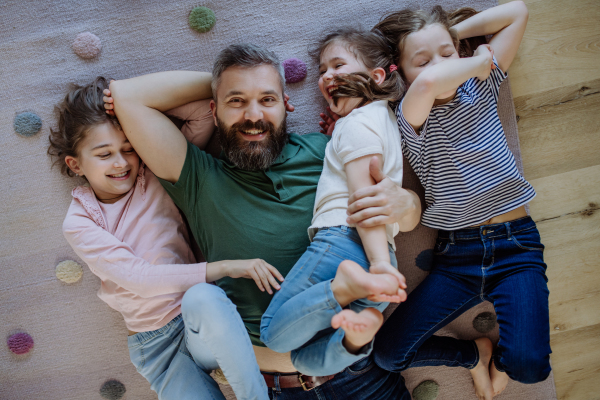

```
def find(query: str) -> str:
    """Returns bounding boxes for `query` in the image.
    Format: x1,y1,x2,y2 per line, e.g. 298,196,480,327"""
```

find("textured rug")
0,0,556,399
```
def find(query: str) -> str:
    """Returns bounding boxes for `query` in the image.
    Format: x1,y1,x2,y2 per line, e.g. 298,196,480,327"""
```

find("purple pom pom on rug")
72,32,102,59
7,333,34,355
282,58,307,83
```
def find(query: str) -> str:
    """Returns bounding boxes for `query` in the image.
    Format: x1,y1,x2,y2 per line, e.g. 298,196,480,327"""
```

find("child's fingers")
103,95,113,103
264,262,284,282
262,264,282,290
255,266,273,294
248,269,265,292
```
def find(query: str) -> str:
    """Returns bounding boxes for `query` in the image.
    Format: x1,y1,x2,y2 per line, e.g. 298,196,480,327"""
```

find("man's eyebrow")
224,90,245,97
261,90,280,97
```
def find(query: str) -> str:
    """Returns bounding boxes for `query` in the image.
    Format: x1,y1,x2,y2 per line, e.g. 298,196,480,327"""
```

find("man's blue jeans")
374,216,552,384
266,337,478,400
261,226,396,376
128,283,267,400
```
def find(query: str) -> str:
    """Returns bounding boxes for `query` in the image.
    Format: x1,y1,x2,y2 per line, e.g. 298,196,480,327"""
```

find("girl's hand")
473,44,495,81
319,107,341,136
103,88,115,116
223,259,284,294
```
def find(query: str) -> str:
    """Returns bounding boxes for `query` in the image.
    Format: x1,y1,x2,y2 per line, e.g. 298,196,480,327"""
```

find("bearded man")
108,44,464,400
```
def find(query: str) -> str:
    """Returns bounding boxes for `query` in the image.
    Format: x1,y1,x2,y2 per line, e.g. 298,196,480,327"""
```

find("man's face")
211,64,288,171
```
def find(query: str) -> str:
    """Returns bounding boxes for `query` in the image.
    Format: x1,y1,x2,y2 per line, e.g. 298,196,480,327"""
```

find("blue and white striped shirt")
396,59,536,230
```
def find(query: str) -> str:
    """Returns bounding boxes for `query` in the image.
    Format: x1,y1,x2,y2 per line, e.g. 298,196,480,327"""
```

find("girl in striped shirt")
372,2,551,399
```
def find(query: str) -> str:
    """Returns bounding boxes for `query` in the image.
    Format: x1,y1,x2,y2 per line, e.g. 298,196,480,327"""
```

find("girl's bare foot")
330,260,402,307
470,337,494,400
490,359,509,396
331,308,383,354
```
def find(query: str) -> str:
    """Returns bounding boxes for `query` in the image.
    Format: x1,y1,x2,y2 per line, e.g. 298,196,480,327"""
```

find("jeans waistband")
127,314,183,347
437,216,536,241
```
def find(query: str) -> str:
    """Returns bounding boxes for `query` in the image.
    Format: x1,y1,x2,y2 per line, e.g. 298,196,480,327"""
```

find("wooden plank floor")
498,0,600,398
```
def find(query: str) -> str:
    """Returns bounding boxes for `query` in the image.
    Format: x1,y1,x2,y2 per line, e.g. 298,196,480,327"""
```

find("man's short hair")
211,44,286,98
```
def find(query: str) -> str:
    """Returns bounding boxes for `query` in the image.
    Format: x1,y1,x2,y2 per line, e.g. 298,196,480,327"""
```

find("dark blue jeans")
374,216,552,384
268,337,478,400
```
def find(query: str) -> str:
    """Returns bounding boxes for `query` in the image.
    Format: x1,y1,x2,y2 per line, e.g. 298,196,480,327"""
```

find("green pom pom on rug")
189,6,216,33
413,380,440,400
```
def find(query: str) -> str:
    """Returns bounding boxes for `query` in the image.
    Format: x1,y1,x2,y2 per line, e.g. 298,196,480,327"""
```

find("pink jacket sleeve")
165,99,215,150
63,213,207,298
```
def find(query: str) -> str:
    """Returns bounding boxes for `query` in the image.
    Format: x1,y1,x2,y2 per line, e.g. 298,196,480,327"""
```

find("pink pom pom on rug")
72,32,102,59
7,333,34,355
282,58,307,84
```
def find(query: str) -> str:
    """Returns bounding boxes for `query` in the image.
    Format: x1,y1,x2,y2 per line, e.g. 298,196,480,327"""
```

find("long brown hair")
311,27,404,108
373,6,485,76
48,77,120,177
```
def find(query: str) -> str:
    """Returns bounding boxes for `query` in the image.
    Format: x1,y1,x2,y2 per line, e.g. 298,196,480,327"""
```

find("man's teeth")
110,172,128,178
242,129,264,135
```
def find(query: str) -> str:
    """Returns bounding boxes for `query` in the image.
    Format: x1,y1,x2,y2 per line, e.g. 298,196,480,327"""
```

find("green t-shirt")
159,132,330,346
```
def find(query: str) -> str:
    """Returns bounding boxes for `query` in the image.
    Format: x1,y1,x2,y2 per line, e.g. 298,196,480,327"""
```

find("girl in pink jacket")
48,77,281,400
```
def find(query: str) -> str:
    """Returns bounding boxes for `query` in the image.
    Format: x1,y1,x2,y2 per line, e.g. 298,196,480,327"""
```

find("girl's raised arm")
453,1,529,71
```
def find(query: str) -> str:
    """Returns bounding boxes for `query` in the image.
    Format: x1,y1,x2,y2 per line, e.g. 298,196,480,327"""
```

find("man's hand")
319,106,340,136
207,259,284,295
347,156,421,231
103,87,115,116
284,93,295,113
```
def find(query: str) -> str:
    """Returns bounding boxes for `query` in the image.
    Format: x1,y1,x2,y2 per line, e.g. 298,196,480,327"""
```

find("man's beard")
216,115,289,171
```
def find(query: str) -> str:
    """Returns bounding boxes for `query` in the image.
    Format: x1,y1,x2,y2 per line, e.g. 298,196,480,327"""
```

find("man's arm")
346,157,421,232
108,72,213,183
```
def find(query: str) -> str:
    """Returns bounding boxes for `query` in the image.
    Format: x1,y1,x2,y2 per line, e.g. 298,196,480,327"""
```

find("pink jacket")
62,101,213,332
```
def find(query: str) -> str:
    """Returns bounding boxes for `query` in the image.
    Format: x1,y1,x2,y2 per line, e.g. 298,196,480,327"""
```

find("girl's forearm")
357,225,391,265
420,55,491,97
454,1,527,39
112,71,212,112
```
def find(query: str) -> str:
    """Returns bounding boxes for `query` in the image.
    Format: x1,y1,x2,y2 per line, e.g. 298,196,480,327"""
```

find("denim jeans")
267,338,478,400
374,216,552,384
128,283,267,400
260,226,397,376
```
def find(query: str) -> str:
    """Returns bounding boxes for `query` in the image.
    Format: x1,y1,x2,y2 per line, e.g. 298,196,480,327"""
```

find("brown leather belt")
261,372,336,391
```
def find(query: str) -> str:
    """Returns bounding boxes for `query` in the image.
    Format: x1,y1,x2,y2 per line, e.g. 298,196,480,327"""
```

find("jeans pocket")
432,239,451,255
346,356,374,375
511,229,545,252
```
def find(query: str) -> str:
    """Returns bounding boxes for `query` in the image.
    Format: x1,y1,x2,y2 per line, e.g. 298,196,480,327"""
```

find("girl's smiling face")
400,24,460,100
66,123,140,203
318,42,371,117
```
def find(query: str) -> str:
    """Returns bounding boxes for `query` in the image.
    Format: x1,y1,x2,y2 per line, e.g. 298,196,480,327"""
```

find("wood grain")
516,91,600,180
549,323,600,400
502,0,600,99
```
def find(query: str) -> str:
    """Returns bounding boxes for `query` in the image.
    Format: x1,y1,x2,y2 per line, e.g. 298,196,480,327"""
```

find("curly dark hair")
311,27,405,107
48,76,120,177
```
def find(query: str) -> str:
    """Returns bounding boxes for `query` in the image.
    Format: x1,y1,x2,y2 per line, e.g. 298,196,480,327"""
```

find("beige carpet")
0,0,555,399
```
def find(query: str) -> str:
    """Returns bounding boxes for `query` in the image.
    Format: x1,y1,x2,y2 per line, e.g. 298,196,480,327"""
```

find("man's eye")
263,97,276,102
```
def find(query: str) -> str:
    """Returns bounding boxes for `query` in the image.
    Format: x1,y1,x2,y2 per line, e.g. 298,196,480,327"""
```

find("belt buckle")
298,375,314,391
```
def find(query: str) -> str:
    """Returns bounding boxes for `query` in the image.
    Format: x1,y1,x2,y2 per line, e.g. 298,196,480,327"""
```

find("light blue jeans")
260,226,398,376
128,283,268,400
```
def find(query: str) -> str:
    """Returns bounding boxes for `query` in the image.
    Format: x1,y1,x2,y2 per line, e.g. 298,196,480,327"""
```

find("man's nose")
244,101,263,122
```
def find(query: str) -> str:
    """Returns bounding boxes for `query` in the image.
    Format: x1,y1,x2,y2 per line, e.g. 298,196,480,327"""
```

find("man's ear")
65,155,83,176
371,67,386,85
209,100,218,126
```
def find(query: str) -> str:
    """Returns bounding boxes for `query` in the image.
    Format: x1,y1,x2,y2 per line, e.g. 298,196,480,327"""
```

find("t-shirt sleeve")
62,210,206,297
484,56,508,103
158,141,215,219
334,113,385,165
395,97,428,160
